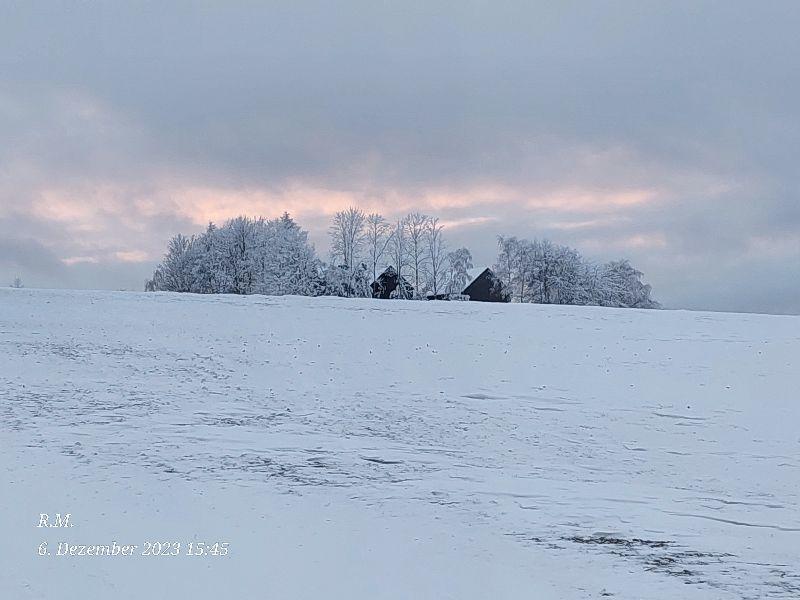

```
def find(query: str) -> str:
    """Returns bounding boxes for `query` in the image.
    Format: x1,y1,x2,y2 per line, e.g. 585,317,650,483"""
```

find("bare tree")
404,212,430,298
364,213,393,284
11,276,23,289
329,207,367,296
425,217,447,296
388,218,410,298
329,207,366,268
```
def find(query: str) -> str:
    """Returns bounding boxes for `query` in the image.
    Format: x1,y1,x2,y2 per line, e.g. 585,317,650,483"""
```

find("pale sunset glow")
11,180,666,269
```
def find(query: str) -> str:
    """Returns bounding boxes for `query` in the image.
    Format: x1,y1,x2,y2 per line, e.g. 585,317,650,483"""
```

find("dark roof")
462,268,508,302
371,266,413,299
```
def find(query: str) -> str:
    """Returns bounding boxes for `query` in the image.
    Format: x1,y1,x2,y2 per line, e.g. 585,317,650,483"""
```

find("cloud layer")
1,2,798,312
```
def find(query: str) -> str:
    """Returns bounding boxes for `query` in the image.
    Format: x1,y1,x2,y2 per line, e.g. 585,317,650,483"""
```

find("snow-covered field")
2,288,799,599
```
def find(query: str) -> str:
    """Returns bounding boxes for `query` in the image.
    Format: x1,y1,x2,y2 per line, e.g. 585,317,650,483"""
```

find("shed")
371,266,414,299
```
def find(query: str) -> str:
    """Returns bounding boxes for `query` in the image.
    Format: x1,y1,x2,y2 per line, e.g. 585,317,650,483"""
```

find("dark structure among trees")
425,292,451,301
371,266,414,299
462,268,509,302
146,208,657,308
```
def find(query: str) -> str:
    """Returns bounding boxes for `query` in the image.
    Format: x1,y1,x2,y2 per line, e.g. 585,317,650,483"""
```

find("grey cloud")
1,2,798,312
0,235,155,291
0,237,64,277
5,2,798,187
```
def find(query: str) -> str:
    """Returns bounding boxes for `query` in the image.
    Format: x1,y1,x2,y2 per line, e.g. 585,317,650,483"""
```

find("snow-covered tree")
495,236,536,302
445,248,473,294
493,236,659,308
539,242,585,305
322,262,371,298
328,207,367,296
259,213,323,296
495,236,519,298
190,222,225,294
146,213,322,296
147,234,197,293
10,276,23,289
219,216,259,294
598,259,660,308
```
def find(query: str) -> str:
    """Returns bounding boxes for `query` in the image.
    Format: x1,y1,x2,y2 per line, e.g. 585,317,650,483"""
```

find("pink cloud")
114,250,151,263
61,256,100,265
9,176,672,267
525,188,658,213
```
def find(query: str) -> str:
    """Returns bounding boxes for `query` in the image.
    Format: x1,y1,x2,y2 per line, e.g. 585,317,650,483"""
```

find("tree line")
146,208,659,308
494,237,659,308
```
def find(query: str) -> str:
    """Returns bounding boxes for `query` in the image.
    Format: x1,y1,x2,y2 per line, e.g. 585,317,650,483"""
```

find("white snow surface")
2,288,799,599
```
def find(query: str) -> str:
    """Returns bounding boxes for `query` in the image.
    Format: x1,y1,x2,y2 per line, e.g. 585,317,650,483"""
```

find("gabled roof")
373,266,398,281
371,266,414,298
462,267,495,295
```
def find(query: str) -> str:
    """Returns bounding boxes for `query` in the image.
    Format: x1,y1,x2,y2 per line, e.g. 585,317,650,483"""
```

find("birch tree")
425,217,447,295
388,218,410,298
328,207,367,296
364,213,393,284
404,212,430,298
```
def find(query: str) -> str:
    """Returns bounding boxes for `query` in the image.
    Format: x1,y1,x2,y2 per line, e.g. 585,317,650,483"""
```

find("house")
462,268,509,302
371,266,414,299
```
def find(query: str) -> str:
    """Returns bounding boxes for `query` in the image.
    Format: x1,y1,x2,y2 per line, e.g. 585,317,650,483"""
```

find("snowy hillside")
2,288,799,599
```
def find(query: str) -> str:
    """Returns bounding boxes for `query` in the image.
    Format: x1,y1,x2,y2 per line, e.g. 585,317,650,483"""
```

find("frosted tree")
364,213,393,285
578,262,604,306
495,236,520,298
262,213,323,296
543,243,585,305
147,234,197,293
445,247,473,294
11,276,23,289
495,236,536,302
522,239,588,304
493,235,659,308
328,207,367,296
425,217,447,296
190,222,225,293
219,216,259,294
600,259,660,308
404,212,430,298
147,213,322,296
322,261,370,297
388,218,411,298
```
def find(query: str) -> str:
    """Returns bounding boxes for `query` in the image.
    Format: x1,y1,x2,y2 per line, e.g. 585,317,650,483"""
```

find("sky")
1,2,799,314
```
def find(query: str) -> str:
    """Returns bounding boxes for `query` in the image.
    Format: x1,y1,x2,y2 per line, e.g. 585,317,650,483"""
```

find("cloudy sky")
1,2,798,313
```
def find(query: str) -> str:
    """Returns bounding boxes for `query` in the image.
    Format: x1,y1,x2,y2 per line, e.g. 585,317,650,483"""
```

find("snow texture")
2,288,799,599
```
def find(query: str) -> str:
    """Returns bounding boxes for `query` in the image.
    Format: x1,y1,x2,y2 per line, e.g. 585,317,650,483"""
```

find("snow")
2,288,799,599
